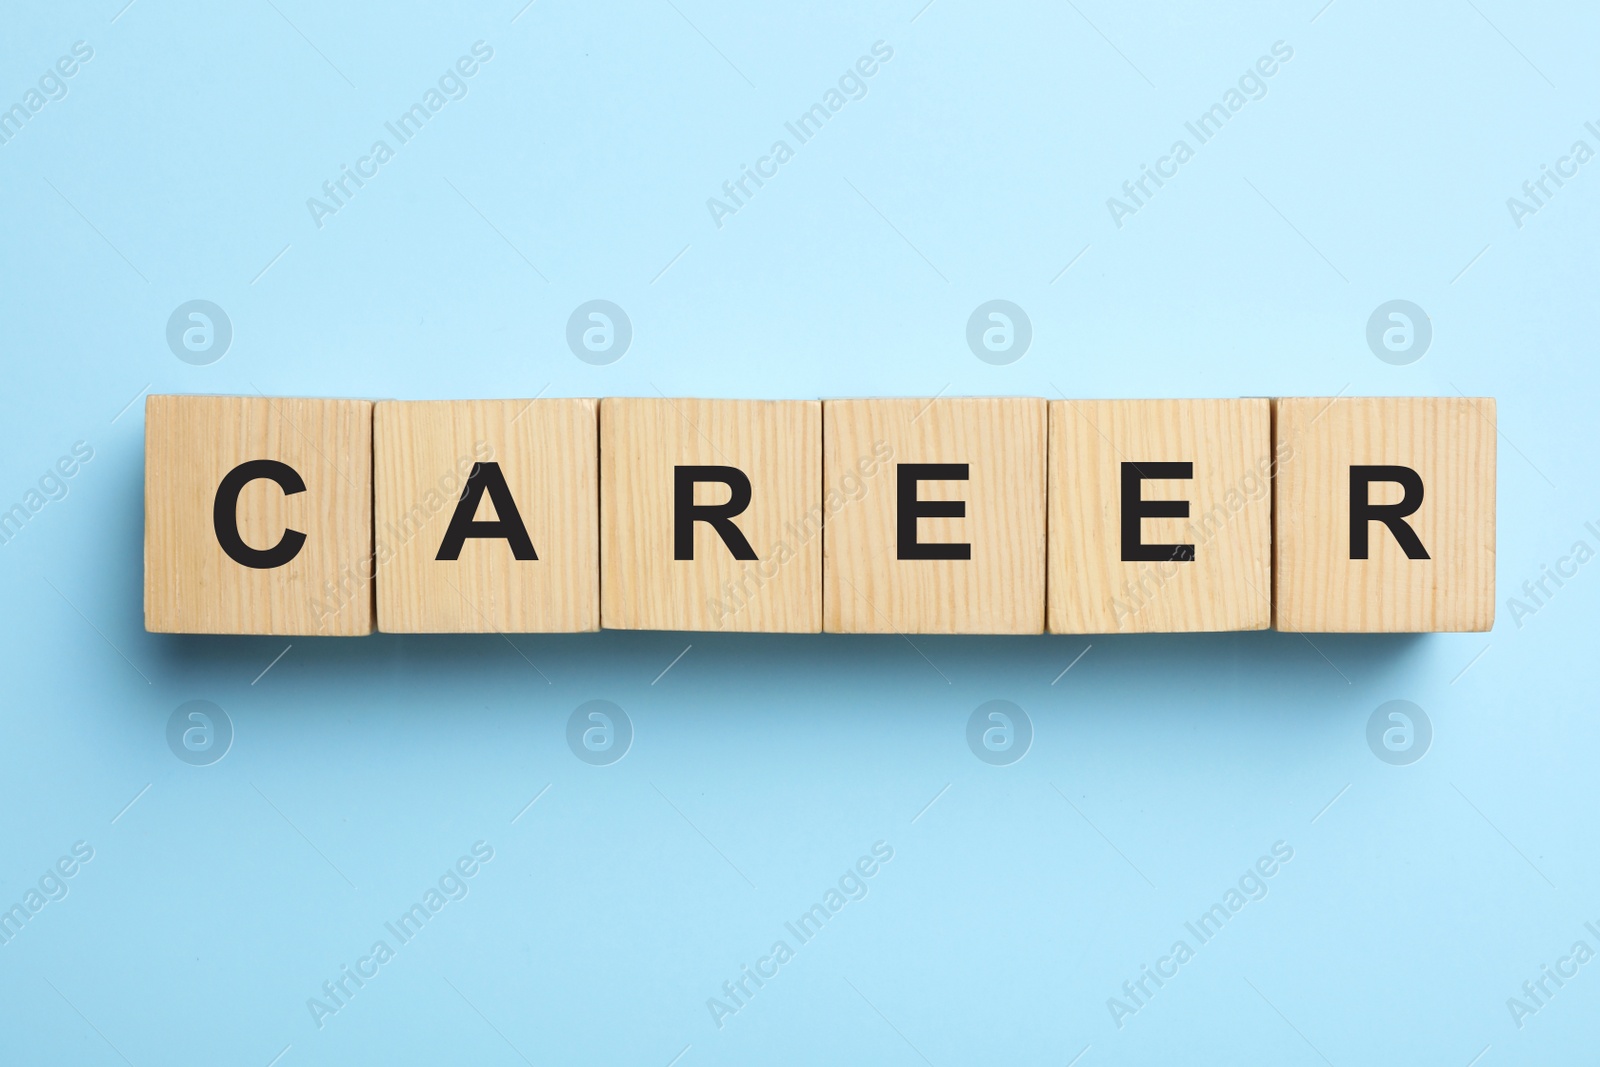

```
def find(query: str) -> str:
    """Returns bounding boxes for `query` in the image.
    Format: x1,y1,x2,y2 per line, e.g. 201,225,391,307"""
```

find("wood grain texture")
144,394,373,635
1273,396,1496,632
600,398,822,632
1047,399,1272,633
823,397,1046,634
375,399,598,633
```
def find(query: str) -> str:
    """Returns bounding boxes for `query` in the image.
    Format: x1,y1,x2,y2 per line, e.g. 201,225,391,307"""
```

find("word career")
143,395,1495,636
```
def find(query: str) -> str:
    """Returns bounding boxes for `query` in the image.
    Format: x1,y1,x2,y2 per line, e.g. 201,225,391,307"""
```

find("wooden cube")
374,399,598,633
600,398,822,632
1273,397,1495,632
823,397,1046,634
144,394,373,635
1047,399,1273,633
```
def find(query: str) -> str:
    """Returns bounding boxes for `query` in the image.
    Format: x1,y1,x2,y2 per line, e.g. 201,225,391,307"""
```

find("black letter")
1120,462,1195,562
1349,465,1429,559
436,462,537,560
896,463,971,560
674,465,757,560
213,459,307,569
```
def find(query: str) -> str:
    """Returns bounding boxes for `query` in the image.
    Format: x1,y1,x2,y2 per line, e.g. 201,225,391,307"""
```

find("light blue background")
2,1,1596,1063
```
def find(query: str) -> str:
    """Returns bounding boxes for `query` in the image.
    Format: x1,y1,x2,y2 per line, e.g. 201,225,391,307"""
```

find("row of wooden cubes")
143,395,1496,635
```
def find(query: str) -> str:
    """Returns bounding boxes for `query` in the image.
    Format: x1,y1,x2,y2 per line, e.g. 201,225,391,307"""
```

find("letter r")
1349,465,1429,559
674,466,758,561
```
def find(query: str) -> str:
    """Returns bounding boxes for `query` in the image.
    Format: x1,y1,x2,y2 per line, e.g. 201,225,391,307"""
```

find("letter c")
1155,955,1178,978
755,955,779,978
356,155,379,178
1556,155,1579,179
755,155,778,178
213,459,307,569
355,955,379,979
1155,155,1178,178
1556,955,1579,978
1556,554,1579,578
